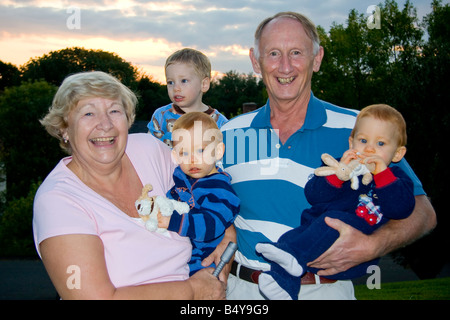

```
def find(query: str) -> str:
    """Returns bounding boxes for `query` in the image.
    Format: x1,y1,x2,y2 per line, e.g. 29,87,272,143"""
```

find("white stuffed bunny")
135,184,190,233
314,153,375,190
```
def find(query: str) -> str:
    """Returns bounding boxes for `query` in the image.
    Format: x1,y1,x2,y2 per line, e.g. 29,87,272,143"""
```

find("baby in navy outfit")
256,104,416,300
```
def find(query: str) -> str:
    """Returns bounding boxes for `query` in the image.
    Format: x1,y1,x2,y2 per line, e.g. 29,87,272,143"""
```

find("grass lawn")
354,277,450,300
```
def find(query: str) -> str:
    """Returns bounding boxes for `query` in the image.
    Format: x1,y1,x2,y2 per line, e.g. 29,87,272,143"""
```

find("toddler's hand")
157,211,171,229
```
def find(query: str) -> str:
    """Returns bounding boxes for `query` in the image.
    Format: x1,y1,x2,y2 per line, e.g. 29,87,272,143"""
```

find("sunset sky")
0,0,435,83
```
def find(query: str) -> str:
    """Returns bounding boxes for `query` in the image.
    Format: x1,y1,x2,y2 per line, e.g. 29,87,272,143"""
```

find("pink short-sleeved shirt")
33,134,192,288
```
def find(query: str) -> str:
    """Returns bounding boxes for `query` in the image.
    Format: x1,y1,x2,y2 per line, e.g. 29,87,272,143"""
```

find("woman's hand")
187,268,226,300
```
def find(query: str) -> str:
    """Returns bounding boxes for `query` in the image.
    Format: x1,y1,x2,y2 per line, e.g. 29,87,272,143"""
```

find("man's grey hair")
253,11,321,60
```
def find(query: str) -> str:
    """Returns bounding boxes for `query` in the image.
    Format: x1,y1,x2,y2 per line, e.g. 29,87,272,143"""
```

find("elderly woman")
33,71,227,299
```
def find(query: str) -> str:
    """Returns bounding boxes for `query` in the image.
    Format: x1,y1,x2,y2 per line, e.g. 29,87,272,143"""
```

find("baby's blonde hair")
172,112,222,145
351,104,407,147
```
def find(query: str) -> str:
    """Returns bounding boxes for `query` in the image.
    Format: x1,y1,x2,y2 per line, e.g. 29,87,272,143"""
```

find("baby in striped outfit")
157,112,240,275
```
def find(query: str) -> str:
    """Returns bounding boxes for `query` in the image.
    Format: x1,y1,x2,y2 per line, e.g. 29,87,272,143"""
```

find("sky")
0,0,439,83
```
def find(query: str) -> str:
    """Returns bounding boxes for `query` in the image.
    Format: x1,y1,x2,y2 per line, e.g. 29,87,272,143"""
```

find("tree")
0,61,21,92
395,0,450,279
313,13,372,109
206,71,266,118
21,47,139,88
313,0,424,111
0,182,40,257
18,47,171,122
0,80,60,201
135,75,170,121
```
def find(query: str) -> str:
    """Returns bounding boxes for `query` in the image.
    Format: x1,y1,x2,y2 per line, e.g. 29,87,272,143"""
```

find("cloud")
0,0,435,82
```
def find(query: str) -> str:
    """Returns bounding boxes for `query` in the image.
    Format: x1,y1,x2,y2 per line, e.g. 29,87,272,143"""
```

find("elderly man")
221,11,436,299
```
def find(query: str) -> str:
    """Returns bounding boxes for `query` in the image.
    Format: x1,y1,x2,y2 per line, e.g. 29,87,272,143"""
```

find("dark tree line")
0,0,448,279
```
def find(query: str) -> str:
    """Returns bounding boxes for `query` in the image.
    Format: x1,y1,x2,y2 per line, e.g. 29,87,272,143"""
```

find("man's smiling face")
250,16,323,105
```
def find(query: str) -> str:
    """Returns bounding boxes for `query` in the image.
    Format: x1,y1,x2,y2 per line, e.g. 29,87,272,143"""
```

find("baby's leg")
256,242,303,276
258,261,301,300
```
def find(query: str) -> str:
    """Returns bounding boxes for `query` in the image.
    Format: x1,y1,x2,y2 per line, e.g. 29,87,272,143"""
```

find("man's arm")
307,195,436,276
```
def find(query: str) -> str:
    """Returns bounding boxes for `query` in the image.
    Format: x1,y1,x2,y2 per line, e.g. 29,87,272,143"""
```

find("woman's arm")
40,234,225,300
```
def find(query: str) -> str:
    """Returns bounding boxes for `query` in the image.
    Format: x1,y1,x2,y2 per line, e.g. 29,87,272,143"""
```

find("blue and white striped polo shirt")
221,92,424,270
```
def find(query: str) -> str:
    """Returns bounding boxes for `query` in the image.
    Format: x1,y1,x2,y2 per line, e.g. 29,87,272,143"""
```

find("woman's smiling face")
63,97,129,171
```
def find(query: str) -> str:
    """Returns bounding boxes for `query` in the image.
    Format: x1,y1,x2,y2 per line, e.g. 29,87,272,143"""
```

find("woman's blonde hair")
40,71,137,154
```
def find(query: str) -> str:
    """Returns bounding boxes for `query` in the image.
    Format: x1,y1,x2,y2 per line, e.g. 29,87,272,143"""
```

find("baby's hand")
341,149,360,165
364,156,387,175
157,211,171,229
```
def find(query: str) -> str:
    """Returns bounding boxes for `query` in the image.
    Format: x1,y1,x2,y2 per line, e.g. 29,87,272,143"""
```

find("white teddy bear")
135,184,190,233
